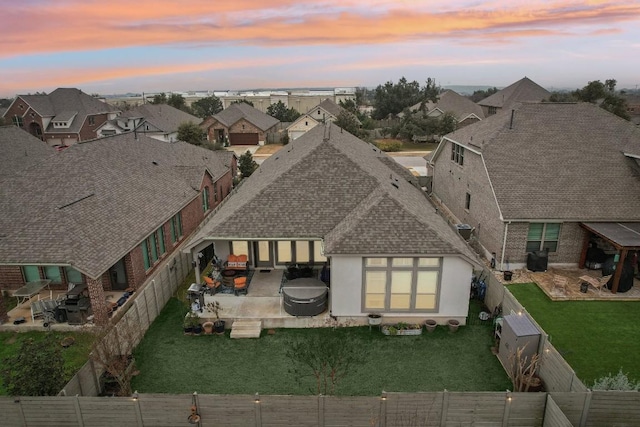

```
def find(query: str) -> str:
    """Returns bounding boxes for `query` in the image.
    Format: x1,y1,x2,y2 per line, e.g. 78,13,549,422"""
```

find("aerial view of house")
428,102,640,292
477,77,551,117
1,88,120,146
286,98,358,140
186,122,480,323
200,102,279,145
0,131,235,325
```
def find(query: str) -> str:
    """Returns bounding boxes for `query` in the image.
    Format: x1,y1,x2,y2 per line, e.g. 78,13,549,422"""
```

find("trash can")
456,224,472,241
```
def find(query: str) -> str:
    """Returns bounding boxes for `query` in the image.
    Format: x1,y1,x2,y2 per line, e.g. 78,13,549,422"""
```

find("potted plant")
381,322,423,336
447,319,460,333
425,319,437,333
367,313,382,326
202,321,214,335
183,311,201,335
205,301,225,334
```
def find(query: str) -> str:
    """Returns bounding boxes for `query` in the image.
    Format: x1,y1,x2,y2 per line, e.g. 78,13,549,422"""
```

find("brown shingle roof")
0,125,56,179
189,123,477,260
445,102,640,221
478,77,550,110
212,103,279,131
129,104,201,134
0,133,230,278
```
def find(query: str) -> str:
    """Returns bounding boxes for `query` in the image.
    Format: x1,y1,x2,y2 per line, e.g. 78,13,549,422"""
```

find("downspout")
500,221,511,271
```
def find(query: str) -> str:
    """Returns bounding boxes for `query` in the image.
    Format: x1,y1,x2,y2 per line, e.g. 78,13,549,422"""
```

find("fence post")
89,358,100,396
16,398,27,427
74,395,85,427
254,393,262,427
579,390,592,427
379,391,387,427
142,287,152,326
318,394,325,427
439,390,449,427
502,391,511,427
133,393,144,427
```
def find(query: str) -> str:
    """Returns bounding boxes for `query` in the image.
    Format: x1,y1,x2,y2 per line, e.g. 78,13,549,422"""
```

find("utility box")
498,314,540,375
456,224,472,241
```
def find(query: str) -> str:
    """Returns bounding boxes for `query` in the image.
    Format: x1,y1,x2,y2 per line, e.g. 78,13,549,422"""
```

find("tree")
89,315,142,396
467,87,498,103
2,335,65,395
266,101,301,122
232,99,254,107
372,77,440,120
238,151,258,178
167,93,188,111
286,332,364,395
573,79,630,120
150,93,167,104
177,122,206,145
338,99,358,115
191,95,223,118
334,111,361,136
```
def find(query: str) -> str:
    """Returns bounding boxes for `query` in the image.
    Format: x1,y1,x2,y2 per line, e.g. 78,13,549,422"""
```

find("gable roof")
443,102,640,221
0,133,231,279
317,99,345,117
188,122,478,261
129,104,201,134
211,103,279,131
425,90,485,121
0,125,56,179
15,88,119,134
478,77,550,110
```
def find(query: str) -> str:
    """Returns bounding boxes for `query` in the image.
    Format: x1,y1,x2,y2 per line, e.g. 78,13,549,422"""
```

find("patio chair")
204,276,221,295
233,277,248,296
597,275,613,294
552,274,568,295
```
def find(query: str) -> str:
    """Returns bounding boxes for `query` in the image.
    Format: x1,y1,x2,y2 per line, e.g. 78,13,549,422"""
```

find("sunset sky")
1,0,639,97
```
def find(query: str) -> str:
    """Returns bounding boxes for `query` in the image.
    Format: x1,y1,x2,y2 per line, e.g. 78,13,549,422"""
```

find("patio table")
11,280,52,305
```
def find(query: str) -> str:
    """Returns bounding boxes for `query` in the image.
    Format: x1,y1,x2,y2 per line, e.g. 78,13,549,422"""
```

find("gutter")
500,221,511,271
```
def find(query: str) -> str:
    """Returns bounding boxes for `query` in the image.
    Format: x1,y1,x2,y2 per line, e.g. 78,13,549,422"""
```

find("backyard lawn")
0,331,94,395
374,138,438,152
132,298,511,395
508,283,640,386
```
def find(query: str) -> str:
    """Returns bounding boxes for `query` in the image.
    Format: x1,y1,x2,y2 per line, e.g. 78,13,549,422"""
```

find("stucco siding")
330,256,363,317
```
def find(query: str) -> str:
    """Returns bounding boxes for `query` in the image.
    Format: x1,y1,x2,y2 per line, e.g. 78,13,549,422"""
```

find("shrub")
375,140,403,152
592,369,640,391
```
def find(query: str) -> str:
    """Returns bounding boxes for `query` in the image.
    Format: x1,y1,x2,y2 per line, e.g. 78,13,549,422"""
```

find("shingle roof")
426,90,485,121
0,133,230,278
212,103,279,131
129,104,201,134
444,102,640,220
189,122,478,260
317,99,345,117
18,88,119,134
478,77,550,110
0,126,56,179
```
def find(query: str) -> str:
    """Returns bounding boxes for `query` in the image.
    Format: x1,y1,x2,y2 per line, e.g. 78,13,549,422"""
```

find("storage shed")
498,314,541,374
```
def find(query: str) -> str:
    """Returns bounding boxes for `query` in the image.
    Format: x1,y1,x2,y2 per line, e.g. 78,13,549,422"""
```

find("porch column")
87,277,108,325
611,249,628,294
578,232,591,269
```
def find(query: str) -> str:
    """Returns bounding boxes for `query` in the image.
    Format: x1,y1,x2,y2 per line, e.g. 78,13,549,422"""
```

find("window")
363,257,441,312
44,266,62,284
65,267,83,283
231,241,249,256
488,106,497,115
465,192,471,210
305,121,308,126
451,143,464,166
202,187,210,212
313,241,327,262
22,265,40,282
213,182,218,202
141,226,165,270
170,213,183,243
88,116,95,126
12,115,24,127
277,241,292,263
296,242,310,263
526,223,561,252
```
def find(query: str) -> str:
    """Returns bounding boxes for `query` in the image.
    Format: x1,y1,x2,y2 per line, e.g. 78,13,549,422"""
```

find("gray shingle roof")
0,133,231,278
426,90,485,121
212,103,279,131
129,104,201,134
0,125,56,179
18,88,119,134
317,99,345,117
445,102,640,221
189,123,477,260
478,77,550,110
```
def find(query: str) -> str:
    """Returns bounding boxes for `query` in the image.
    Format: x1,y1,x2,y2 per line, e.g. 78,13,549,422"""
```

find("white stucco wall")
329,255,472,323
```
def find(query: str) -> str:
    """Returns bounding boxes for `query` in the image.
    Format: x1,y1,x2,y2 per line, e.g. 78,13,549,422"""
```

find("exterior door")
109,258,129,290
254,241,273,268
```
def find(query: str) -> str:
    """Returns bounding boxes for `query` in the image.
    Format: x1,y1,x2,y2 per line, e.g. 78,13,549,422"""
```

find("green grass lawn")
132,298,511,395
374,138,438,152
0,331,94,395
508,283,640,386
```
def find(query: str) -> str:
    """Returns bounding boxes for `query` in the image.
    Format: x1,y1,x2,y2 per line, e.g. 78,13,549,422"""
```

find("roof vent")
391,183,399,189
152,161,158,165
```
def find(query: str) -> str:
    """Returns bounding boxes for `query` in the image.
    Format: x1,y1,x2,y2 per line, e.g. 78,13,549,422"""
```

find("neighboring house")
186,122,479,323
428,102,640,291
287,99,360,141
96,104,201,142
201,102,279,145
422,90,485,127
2,88,120,146
477,77,550,117
622,94,640,126
0,125,56,179
0,132,236,324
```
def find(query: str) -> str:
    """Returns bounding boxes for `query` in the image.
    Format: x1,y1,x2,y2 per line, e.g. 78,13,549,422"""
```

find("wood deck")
496,267,640,301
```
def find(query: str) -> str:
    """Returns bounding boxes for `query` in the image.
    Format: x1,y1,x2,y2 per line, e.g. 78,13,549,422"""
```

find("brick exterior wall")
433,139,589,268
228,119,266,141
87,277,108,325
0,265,82,291
432,139,505,261
78,113,110,141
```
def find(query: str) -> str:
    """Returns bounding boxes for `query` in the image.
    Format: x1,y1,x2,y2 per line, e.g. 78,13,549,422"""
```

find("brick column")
0,292,8,324
87,277,108,326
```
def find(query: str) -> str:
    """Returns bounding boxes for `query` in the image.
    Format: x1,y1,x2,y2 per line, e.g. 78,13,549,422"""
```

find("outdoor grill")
282,278,328,317
62,297,92,325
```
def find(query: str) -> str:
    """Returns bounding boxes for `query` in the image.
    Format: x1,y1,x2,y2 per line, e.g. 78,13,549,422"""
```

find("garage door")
229,133,259,145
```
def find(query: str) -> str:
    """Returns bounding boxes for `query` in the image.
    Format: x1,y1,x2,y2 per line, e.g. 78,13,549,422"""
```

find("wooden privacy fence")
481,268,588,393
3,391,640,427
59,250,192,397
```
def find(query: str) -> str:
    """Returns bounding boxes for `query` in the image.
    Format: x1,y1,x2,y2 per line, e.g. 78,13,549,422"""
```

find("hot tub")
282,278,328,316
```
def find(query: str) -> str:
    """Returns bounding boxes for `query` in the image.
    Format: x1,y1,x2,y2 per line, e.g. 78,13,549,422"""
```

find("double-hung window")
141,226,167,270
363,257,441,312
526,223,561,252
202,187,210,212
451,143,464,166
170,213,183,243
